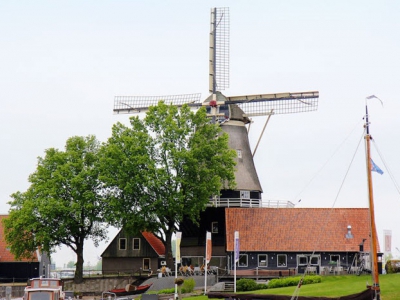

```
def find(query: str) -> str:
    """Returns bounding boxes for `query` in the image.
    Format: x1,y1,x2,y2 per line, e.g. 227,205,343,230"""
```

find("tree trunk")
74,242,85,284
165,228,174,269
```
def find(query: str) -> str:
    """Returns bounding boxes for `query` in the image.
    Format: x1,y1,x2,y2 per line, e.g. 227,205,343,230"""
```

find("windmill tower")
113,7,319,264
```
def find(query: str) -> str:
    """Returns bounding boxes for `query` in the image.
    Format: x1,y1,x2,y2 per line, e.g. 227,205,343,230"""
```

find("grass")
182,273,400,300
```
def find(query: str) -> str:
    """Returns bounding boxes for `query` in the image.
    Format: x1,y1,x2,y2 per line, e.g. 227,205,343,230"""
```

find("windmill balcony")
207,198,295,208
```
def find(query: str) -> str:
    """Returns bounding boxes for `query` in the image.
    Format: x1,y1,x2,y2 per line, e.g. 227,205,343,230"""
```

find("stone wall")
63,277,133,295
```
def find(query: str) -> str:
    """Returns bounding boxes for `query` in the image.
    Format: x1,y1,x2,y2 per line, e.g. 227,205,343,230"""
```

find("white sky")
1,0,400,267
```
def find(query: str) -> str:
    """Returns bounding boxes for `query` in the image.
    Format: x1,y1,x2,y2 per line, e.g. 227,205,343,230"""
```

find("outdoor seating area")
157,265,218,277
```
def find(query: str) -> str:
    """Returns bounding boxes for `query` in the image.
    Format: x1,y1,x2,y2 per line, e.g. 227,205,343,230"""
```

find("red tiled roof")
0,215,39,262
225,208,379,253
142,231,165,256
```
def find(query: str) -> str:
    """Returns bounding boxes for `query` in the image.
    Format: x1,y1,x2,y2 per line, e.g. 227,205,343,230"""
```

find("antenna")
209,7,229,94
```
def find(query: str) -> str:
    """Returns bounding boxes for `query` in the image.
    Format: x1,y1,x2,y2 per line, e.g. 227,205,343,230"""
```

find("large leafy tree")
3,135,109,283
99,102,236,267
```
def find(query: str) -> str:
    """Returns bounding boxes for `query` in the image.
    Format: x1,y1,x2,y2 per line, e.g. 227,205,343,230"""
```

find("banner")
175,232,182,263
206,231,212,263
234,231,239,263
384,230,392,253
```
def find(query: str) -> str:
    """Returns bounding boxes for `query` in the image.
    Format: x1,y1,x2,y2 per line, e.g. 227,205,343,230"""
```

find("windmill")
113,7,319,206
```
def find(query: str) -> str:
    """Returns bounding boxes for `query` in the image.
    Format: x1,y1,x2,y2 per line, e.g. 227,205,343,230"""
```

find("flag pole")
234,231,239,293
175,232,182,300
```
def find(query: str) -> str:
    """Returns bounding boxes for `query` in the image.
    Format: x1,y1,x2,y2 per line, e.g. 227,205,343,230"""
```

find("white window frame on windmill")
212,221,218,233
240,190,250,199
236,149,242,159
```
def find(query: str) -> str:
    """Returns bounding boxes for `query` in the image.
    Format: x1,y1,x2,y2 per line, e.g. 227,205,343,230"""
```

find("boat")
208,100,382,300
24,277,67,300
108,283,153,296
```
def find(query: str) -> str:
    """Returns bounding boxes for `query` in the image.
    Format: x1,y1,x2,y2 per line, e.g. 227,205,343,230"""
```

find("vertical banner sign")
234,231,239,293
176,232,182,263
384,230,392,253
206,231,212,263
234,231,240,263
204,231,212,295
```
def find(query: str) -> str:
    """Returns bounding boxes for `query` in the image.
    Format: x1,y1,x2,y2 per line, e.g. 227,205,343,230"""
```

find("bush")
157,288,175,294
236,278,259,291
182,278,196,293
385,260,400,274
267,275,321,289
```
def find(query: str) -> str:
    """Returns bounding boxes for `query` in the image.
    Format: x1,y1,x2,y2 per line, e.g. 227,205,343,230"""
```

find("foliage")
94,258,102,271
385,260,400,273
236,279,259,291
182,278,196,293
188,274,400,300
267,275,321,289
236,277,312,292
66,261,76,268
3,135,109,284
99,102,236,266
157,288,175,294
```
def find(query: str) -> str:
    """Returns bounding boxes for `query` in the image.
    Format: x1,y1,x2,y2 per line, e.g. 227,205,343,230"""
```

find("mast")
364,104,380,300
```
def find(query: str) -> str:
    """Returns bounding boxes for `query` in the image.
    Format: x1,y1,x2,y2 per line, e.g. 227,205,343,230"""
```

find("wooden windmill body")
113,7,319,263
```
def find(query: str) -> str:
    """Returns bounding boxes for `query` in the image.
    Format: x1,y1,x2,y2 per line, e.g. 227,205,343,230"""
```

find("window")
143,258,150,270
330,255,340,264
212,222,218,233
258,254,268,267
133,238,140,250
310,255,320,265
298,255,308,266
240,191,250,199
277,254,287,267
237,149,242,159
238,254,248,267
119,238,126,250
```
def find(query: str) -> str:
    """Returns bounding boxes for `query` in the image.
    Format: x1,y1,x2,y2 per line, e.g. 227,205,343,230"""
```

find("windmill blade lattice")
113,93,202,114
209,7,229,94
226,91,319,116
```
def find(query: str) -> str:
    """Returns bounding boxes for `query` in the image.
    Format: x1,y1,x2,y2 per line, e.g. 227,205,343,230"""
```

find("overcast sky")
1,0,400,267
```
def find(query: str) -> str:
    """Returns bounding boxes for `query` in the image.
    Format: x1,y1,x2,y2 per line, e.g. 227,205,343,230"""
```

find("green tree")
95,258,102,271
66,261,76,269
3,135,109,284
99,102,236,267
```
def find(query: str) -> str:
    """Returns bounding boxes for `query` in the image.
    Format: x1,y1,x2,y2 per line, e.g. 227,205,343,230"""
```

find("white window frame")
277,254,287,267
143,258,150,270
330,254,340,264
310,255,320,266
133,238,140,250
237,149,242,159
240,190,250,199
119,238,127,250
297,255,308,266
258,254,268,267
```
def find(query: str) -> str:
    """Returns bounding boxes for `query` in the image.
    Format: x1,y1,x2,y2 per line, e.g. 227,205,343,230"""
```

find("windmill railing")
207,198,294,208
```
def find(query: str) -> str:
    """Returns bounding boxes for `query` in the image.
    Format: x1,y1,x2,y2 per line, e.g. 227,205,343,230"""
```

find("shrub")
267,275,321,289
182,278,196,293
236,278,258,291
385,260,400,274
157,288,175,294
